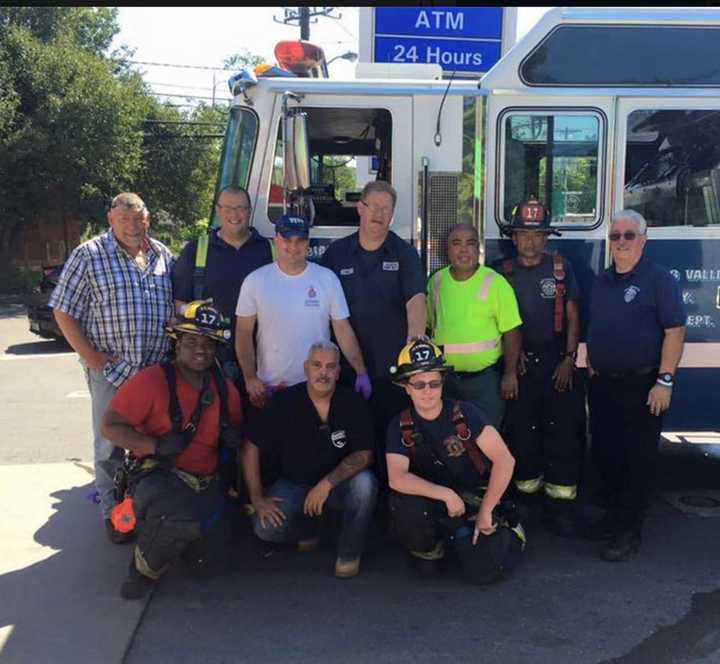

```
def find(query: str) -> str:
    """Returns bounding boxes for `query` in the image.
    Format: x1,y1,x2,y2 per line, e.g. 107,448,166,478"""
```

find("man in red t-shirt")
102,300,242,599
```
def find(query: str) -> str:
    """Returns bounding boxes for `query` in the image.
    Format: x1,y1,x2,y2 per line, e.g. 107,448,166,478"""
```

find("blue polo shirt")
321,230,425,379
587,257,686,375
172,228,273,321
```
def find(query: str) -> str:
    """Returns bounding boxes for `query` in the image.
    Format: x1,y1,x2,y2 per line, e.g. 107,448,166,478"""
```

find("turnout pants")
588,372,662,530
503,353,584,501
131,469,223,579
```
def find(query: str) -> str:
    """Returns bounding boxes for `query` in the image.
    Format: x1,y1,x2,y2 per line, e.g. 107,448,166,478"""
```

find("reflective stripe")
515,476,544,494
196,233,209,268
510,523,527,551
444,339,499,355
269,237,277,261
410,540,445,561
544,482,577,501
477,272,495,301
134,545,167,580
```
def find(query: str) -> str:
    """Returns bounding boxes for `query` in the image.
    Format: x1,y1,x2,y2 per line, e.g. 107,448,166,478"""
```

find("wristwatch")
656,372,674,388
562,350,577,361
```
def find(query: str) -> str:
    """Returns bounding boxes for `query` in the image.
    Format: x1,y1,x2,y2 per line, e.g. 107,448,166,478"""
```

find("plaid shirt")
49,230,175,387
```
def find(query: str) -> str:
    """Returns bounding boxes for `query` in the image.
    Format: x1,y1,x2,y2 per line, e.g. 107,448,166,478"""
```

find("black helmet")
166,299,231,344
452,523,525,585
389,339,453,383
503,196,560,236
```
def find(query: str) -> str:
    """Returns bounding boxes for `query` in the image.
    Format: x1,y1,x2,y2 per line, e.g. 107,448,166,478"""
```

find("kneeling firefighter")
385,339,525,584
101,300,243,599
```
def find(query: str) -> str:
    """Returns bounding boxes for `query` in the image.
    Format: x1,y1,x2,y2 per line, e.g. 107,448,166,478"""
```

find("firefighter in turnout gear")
500,197,584,536
385,340,523,584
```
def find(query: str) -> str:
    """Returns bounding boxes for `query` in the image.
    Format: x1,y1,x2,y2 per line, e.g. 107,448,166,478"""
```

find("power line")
129,59,241,72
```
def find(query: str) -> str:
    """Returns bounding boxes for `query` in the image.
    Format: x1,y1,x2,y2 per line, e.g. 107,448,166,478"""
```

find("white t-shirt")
236,261,350,386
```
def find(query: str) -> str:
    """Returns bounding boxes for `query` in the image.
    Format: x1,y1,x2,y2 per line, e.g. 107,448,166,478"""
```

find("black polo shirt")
172,228,273,321
587,257,686,375
321,230,425,379
256,383,374,486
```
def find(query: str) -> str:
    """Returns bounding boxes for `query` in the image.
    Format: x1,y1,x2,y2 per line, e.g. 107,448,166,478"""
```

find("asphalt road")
2,300,720,664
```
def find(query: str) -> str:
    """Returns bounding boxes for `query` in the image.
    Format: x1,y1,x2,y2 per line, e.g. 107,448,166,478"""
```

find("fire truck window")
501,113,601,228
267,107,393,226
624,109,720,227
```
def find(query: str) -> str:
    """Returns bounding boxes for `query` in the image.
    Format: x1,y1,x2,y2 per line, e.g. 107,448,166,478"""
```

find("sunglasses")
609,231,639,242
408,379,444,391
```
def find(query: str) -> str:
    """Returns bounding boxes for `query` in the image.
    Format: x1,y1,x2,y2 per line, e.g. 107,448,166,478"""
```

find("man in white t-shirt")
235,214,371,406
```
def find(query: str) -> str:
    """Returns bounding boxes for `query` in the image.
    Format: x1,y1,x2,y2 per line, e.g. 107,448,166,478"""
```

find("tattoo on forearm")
326,450,373,487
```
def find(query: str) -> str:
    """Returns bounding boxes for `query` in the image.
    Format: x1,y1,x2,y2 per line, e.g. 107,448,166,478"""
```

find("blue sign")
374,7,504,74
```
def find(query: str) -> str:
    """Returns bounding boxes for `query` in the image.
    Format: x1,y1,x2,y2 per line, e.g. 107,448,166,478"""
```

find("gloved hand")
354,373,372,400
155,432,187,457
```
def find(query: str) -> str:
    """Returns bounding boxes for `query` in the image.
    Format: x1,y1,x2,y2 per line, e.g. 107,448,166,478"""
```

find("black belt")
596,365,658,379
454,362,500,380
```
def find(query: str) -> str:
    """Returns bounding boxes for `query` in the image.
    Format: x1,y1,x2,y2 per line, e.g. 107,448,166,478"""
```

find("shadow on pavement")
4,339,71,355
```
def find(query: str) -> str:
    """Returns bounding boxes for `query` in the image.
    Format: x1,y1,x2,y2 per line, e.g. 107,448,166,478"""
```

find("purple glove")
354,373,372,400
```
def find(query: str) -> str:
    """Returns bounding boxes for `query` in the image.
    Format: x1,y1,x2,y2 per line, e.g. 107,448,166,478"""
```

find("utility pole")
274,7,342,41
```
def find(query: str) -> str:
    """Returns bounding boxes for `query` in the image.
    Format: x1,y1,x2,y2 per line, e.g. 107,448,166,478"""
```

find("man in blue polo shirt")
172,185,273,384
321,181,426,485
585,209,686,562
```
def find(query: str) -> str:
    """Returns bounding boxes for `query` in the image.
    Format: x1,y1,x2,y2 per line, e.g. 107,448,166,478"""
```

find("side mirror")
283,109,310,192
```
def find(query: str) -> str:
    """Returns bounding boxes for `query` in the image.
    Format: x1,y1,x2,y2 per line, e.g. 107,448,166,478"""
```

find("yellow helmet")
389,338,452,383
166,299,231,344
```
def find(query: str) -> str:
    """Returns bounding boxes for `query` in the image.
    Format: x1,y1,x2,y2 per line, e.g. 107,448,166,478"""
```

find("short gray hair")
612,209,647,235
306,341,340,362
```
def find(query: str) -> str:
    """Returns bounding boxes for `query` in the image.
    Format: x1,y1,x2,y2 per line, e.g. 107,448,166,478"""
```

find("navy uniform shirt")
507,254,579,354
172,228,273,322
321,230,425,379
587,257,686,375
256,383,373,486
386,400,491,490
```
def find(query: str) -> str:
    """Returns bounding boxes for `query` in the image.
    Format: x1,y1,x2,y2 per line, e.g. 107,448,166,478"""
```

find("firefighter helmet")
503,196,560,236
390,338,453,383
166,299,231,344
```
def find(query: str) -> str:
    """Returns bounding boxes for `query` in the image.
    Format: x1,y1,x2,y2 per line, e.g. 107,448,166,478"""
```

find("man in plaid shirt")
50,192,175,542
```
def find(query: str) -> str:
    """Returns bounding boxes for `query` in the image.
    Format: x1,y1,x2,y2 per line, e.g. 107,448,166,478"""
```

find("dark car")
26,265,64,340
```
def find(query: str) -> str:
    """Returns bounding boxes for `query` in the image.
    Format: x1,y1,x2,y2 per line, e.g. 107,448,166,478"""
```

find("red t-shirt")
109,364,243,476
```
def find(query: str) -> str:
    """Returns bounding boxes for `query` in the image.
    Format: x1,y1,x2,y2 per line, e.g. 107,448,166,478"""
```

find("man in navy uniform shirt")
321,181,426,485
586,209,686,562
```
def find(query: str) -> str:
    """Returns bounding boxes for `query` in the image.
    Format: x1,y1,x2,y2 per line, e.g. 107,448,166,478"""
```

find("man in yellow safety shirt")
427,224,522,428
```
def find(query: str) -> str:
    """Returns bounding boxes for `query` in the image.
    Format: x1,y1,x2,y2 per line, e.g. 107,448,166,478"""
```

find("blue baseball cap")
276,214,310,239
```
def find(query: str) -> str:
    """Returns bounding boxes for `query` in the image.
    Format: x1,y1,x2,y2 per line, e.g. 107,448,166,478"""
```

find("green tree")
223,49,266,70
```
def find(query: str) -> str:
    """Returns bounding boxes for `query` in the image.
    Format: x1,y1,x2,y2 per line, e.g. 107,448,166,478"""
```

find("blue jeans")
252,471,378,561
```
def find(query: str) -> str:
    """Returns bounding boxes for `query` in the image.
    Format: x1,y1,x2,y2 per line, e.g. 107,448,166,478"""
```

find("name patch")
383,261,399,272
340,268,355,276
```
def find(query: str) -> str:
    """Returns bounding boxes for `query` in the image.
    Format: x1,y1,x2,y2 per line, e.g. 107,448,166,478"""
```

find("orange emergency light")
274,41,328,77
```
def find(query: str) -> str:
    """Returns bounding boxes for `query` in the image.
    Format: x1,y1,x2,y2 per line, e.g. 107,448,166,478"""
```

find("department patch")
331,429,347,449
624,285,640,303
308,286,317,298
442,435,465,458
540,277,557,299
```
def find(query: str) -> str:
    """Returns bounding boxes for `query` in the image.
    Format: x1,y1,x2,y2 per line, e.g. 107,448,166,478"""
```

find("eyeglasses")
360,200,393,217
217,204,251,213
609,231,640,242
407,379,443,391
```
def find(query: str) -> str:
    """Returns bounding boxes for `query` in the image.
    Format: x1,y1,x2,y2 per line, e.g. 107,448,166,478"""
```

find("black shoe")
600,528,641,562
579,515,616,541
105,518,134,545
120,561,155,600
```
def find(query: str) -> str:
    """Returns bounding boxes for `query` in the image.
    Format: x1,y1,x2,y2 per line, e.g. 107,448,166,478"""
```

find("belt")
453,362,500,380
596,365,658,379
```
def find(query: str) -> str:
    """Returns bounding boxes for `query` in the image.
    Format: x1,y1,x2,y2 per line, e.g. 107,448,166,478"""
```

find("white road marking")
66,390,90,399
0,352,75,361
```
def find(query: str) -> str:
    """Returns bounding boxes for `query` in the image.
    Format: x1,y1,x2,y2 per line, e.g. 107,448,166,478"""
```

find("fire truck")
211,7,720,435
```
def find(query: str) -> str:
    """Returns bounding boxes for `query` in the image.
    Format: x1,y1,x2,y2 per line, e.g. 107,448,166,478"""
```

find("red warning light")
274,41,327,77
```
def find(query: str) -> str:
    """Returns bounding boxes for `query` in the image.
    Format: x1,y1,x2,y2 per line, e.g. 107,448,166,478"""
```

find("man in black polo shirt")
586,209,686,562
240,341,377,579
172,185,273,384
321,181,426,485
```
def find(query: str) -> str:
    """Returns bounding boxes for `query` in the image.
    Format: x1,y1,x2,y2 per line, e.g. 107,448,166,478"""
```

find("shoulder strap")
399,408,416,455
451,402,486,476
552,252,566,334
161,361,183,433
211,363,230,429
193,233,210,301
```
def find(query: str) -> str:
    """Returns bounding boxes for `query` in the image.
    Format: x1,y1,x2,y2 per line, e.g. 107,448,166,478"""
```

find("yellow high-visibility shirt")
427,265,522,372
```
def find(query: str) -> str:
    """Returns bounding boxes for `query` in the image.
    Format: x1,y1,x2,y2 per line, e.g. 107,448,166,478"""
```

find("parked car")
26,265,64,340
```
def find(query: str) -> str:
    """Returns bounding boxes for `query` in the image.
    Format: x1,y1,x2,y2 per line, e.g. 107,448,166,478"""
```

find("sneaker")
105,518,134,545
297,537,320,553
334,557,361,579
600,528,641,562
120,561,155,600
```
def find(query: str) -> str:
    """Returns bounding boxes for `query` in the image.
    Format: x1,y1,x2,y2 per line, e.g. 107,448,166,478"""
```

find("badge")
382,261,399,271
340,268,354,276
442,435,465,458
624,285,640,303
331,430,347,449
540,278,557,299
305,285,319,307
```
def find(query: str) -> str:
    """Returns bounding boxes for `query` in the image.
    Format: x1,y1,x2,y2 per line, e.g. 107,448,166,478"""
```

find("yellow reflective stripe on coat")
134,545,167,580
543,482,577,501
195,233,209,269
510,523,527,551
514,476,544,494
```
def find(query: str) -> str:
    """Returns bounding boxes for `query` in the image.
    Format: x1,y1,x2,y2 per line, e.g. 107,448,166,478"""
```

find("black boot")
579,513,617,541
120,560,156,600
542,498,576,538
600,526,641,562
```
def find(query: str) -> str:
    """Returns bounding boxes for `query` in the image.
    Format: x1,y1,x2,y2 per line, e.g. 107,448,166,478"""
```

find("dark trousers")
132,470,224,579
368,378,411,488
503,354,585,498
588,372,663,529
